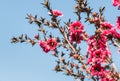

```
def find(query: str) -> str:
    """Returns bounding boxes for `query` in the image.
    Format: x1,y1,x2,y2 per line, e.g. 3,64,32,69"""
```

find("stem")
64,32,77,53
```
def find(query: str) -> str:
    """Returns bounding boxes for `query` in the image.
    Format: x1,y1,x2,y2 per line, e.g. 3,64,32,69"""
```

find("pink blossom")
89,63,105,77
70,32,83,43
94,35,107,49
46,38,57,50
87,49,110,64
116,16,120,30
39,38,57,53
69,21,84,33
109,28,120,38
101,29,112,36
49,10,63,17
92,49,110,63
87,35,95,45
112,0,120,7
87,35,96,54
87,34,111,64
39,41,50,53
101,27,120,39
100,22,113,29
87,35,107,53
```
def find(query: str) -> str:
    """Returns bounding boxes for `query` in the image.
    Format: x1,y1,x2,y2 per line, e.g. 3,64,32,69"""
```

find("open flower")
112,0,120,7
49,10,63,17
39,38,57,53
92,49,110,63
89,63,105,77
70,32,83,43
47,38,57,50
100,22,113,29
69,21,84,33
39,41,50,53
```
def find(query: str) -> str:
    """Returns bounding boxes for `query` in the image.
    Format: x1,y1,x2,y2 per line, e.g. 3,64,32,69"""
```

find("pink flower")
101,28,119,38
70,32,83,43
92,49,110,63
101,29,112,36
39,38,57,53
39,41,50,53
69,21,84,33
116,16,120,30
49,10,63,17
97,35,107,49
87,35,110,64
89,63,105,77
112,0,120,7
100,22,113,29
46,38,57,50
110,28,120,38
87,49,110,64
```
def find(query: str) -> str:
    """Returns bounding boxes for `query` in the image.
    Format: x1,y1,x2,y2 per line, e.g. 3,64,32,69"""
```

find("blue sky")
0,0,120,81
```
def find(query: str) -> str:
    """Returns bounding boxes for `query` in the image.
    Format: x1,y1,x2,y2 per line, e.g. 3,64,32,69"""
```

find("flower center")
74,33,79,41
96,53,101,58
95,67,101,71
74,26,79,30
50,42,54,46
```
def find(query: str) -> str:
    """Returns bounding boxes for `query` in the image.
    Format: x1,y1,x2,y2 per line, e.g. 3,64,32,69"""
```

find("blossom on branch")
69,21,84,43
70,32,83,43
39,38,57,53
88,63,105,77
100,22,113,29
46,38,57,50
88,49,110,63
39,40,50,53
112,0,120,7
69,21,84,33
49,10,63,17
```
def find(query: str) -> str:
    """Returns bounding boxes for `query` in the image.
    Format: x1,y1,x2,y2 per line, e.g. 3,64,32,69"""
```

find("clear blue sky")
0,0,120,81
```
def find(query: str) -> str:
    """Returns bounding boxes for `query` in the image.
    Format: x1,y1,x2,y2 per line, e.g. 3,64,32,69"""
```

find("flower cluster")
87,36,112,80
87,21,120,80
69,21,84,43
39,38,57,53
87,63,114,81
87,35,109,62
